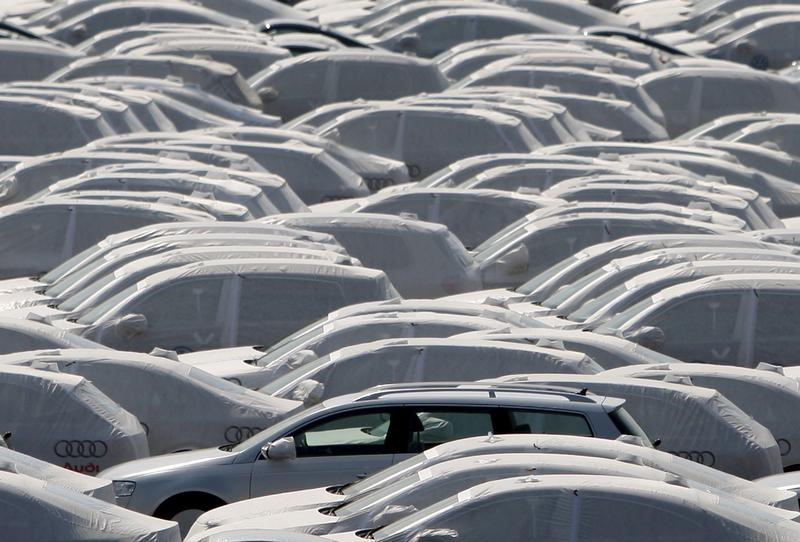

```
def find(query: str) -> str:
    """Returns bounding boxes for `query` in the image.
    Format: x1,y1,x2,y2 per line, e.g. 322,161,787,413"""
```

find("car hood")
100,447,236,480
193,509,338,540
189,487,345,538
440,288,523,305
179,346,266,366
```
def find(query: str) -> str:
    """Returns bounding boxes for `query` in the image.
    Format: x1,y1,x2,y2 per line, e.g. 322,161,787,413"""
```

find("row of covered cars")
2,0,800,540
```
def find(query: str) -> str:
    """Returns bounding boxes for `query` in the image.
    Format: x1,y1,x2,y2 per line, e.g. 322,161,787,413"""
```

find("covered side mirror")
398,33,420,53
115,313,148,340
624,326,664,349
482,243,529,283
262,436,296,460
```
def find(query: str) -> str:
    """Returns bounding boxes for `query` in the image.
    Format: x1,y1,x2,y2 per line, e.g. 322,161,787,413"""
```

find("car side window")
753,291,800,364
291,410,396,457
407,409,496,452
509,409,594,437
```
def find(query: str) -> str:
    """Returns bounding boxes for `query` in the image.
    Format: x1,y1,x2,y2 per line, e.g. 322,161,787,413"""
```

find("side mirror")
290,379,325,407
482,244,529,282
261,436,296,460
398,33,420,53
115,313,148,340
624,326,664,349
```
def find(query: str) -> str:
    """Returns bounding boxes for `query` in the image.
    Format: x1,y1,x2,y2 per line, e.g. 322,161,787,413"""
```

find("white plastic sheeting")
263,213,481,298
365,475,800,542
0,446,114,502
0,349,301,454
260,338,603,403
604,363,800,469
488,374,783,479
80,259,398,353
0,470,180,541
343,189,550,249
316,105,540,181
251,50,449,121
182,312,517,389
454,328,682,369
0,364,149,474
0,317,105,354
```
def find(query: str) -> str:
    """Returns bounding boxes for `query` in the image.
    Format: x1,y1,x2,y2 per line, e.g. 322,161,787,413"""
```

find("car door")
753,289,800,366
248,407,400,497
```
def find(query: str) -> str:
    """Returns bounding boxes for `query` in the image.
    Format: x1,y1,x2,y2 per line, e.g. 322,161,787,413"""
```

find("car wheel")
154,493,225,537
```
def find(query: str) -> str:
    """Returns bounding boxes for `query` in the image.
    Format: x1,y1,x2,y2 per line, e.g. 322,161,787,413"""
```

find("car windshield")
230,402,327,453
335,472,420,517
40,244,103,283
76,283,138,324
514,256,577,294
254,318,327,366
258,354,333,396
343,454,428,497
58,273,116,312
568,283,628,323
540,266,609,309
593,296,656,334
374,494,460,541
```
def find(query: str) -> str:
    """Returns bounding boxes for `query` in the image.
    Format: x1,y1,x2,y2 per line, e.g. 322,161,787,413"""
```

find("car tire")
154,492,225,537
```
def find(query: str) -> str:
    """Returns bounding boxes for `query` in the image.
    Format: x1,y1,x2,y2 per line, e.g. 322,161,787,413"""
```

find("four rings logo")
224,426,262,444
670,450,716,466
54,440,108,458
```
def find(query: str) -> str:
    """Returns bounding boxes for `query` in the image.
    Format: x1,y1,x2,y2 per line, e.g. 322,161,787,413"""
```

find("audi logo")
54,440,108,458
670,450,716,466
224,426,263,443
778,438,792,457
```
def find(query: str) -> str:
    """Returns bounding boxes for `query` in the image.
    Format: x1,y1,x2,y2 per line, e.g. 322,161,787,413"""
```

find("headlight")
112,480,136,498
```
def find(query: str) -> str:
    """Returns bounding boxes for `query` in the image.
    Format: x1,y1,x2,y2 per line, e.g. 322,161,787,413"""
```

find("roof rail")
353,381,599,403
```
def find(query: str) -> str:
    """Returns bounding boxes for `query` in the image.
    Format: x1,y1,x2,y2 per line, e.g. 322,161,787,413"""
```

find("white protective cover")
0,470,180,541
48,54,261,109
362,475,800,542
489,374,783,479
604,363,800,469
0,364,149,474
263,213,481,297
342,433,796,510
183,312,517,389
316,105,540,181
345,188,550,249
188,452,761,540
251,50,449,120
262,338,603,403
0,446,114,502
0,349,302,454
0,198,208,279
0,41,83,82
455,328,682,369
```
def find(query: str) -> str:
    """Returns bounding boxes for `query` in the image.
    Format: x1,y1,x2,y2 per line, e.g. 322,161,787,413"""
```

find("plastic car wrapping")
605,362,800,470
53,189,251,221
0,40,84,82
79,258,398,352
182,312,519,389
342,188,554,249
250,50,450,121
260,338,603,403
0,198,211,279
689,140,800,183
122,136,371,205
186,452,756,540
0,317,105,354
0,445,115,502
0,364,149,473
475,212,730,289
64,161,309,214
188,433,797,537
355,475,800,542
453,64,665,128
201,126,412,190
516,232,793,303
43,171,281,218
603,273,800,367
752,228,800,247
0,470,180,542
262,212,482,297
0,96,116,155
0,348,302,454
315,105,541,181
47,54,261,109
567,257,800,330
638,67,800,137
488,374,783,479
453,327,682,370
124,38,293,79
